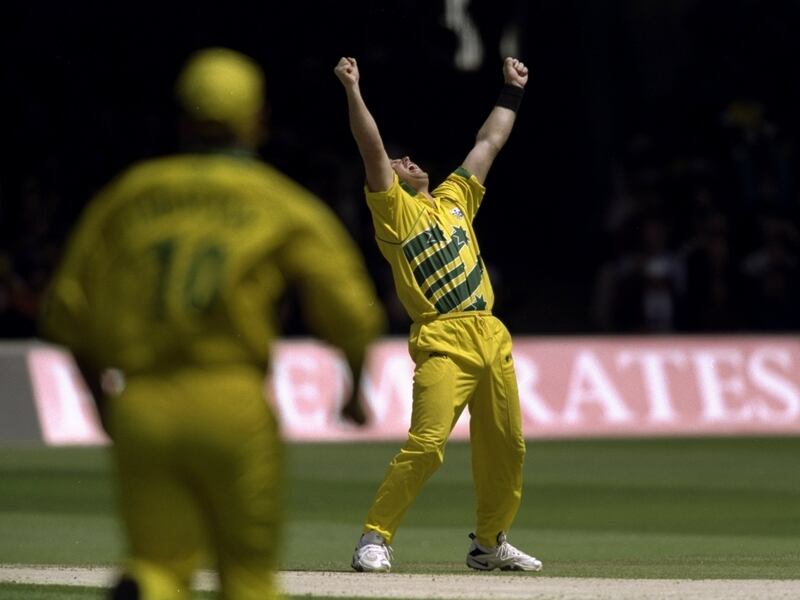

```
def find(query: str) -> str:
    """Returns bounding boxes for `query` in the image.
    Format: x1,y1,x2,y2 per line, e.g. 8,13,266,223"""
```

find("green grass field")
1,437,799,598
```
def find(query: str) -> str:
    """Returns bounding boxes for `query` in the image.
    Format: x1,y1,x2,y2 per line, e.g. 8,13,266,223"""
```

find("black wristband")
495,83,524,112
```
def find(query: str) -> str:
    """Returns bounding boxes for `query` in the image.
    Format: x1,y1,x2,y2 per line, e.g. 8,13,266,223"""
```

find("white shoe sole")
352,561,391,573
466,556,542,572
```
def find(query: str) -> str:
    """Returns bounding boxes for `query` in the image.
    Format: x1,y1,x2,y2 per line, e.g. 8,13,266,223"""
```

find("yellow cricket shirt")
41,152,385,373
365,167,494,323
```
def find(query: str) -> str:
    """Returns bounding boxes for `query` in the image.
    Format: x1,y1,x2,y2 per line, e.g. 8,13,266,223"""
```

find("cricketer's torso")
43,153,381,373
366,168,494,322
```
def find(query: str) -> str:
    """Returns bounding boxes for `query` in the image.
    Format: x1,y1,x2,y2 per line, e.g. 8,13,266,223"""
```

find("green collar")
399,181,418,196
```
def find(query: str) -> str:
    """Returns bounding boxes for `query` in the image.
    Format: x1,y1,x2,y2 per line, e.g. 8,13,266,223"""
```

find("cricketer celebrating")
335,55,542,573
41,48,385,600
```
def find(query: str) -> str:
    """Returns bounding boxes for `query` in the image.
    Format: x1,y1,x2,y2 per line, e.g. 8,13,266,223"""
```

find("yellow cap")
175,47,264,140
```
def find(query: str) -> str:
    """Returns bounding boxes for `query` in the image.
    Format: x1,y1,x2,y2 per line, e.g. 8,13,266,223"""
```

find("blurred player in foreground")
335,55,542,573
40,47,385,600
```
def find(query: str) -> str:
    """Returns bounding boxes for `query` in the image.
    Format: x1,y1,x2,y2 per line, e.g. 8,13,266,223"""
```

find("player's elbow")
474,136,503,160
346,301,388,346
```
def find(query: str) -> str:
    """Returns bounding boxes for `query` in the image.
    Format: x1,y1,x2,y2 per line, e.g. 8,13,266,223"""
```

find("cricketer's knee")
399,431,448,472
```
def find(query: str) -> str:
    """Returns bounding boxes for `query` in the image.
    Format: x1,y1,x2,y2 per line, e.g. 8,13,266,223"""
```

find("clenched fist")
334,56,360,88
503,57,528,89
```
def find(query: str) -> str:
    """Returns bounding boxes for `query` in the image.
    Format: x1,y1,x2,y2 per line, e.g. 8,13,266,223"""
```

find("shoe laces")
496,539,525,561
361,534,394,561
365,542,393,562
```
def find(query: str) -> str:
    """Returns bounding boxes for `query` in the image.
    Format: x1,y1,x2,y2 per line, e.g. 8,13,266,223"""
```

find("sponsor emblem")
450,207,464,219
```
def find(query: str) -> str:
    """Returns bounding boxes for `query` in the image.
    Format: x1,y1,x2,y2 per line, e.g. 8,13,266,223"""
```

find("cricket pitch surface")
1,565,800,599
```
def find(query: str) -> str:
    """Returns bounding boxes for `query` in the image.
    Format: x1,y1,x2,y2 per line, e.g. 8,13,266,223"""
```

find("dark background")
2,0,799,336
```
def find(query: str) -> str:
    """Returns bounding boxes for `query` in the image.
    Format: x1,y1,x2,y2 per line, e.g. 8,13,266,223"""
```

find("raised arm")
462,57,528,184
334,57,394,192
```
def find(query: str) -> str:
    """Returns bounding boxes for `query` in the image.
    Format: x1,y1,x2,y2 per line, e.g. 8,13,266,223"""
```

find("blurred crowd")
0,176,62,338
592,100,800,333
3,97,798,338
2,0,800,338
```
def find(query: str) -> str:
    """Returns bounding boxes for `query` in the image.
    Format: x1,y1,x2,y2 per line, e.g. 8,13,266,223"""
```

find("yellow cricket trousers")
364,312,526,548
107,364,282,600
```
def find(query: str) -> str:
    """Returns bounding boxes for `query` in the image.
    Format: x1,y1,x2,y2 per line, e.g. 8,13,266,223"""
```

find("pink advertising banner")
25,336,800,445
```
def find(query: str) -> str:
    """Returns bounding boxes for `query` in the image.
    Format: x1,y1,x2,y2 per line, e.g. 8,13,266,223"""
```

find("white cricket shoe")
351,531,393,572
466,532,543,572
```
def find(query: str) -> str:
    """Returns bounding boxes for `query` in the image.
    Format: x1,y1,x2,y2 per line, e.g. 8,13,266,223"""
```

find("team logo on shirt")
450,207,464,219
402,223,484,314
